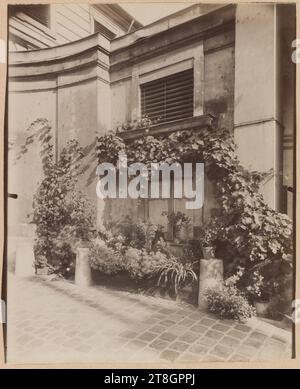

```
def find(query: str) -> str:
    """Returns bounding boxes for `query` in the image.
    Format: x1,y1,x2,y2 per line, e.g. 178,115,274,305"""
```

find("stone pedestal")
75,247,92,287
15,240,35,277
198,258,223,308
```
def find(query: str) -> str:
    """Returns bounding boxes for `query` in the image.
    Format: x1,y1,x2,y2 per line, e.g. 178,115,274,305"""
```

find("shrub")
89,238,123,275
89,237,169,280
204,284,256,322
113,218,164,251
125,248,168,279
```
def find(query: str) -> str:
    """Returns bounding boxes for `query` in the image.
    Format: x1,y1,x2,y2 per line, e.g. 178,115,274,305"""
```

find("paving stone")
190,324,208,334
179,331,201,343
109,337,129,347
227,329,247,340
197,336,218,347
200,318,216,327
205,330,224,340
188,344,209,355
178,352,201,362
149,339,169,351
211,344,233,359
160,349,180,362
243,333,266,349
119,330,138,339
189,312,204,320
201,354,224,362
76,344,93,353
271,333,290,344
212,323,231,332
138,332,158,342
79,330,94,339
159,332,177,342
169,314,185,322
126,339,147,351
229,353,250,362
160,319,176,327
63,338,81,348
167,325,187,336
238,344,259,358
169,341,190,352
6,274,292,364
27,339,44,349
257,338,287,360
234,324,252,333
149,324,167,334
17,335,33,346
159,308,175,315
219,336,241,348
179,318,196,327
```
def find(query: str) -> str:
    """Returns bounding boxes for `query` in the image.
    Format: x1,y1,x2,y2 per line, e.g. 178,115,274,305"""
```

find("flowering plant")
204,283,256,322
198,217,224,248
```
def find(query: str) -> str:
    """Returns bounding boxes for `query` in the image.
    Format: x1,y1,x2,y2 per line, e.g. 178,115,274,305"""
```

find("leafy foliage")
88,222,170,280
33,136,95,278
88,219,197,296
162,211,191,240
96,122,293,309
197,216,224,248
204,283,256,322
156,257,197,297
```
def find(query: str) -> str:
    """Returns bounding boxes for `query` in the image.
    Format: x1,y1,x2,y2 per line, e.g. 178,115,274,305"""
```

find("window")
94,20,116,40
141,69,194,123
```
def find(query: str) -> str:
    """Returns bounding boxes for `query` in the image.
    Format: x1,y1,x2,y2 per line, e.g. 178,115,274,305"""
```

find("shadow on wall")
13,118,98,190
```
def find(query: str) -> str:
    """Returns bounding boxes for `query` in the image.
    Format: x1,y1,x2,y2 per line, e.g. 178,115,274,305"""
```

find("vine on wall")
96,122,293,303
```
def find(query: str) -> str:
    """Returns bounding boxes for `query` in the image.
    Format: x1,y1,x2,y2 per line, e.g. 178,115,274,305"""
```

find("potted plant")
241,268,273,317
162,211,191,243
156,256,198,301
198,217,222,259
35,255,49,275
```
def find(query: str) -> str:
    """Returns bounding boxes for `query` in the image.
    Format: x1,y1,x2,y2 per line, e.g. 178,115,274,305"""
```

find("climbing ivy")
96,122,293,278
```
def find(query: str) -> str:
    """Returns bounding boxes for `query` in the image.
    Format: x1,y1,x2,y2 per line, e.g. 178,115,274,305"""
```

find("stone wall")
7,4,294,247
8,34,110,236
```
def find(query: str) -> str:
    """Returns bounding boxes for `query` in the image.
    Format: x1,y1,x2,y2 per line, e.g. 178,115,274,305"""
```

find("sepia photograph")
2,1,297,366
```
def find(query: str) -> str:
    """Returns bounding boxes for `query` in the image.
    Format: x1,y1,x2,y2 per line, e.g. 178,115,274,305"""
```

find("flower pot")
254,300,270,317
36,267,48,276
176,285,192,302
202,246,215,259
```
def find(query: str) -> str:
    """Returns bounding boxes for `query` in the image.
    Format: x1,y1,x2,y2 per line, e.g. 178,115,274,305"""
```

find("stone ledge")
120,115,215,141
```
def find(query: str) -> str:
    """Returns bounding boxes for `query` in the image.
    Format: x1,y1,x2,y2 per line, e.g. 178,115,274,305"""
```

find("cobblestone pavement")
6,274,292,364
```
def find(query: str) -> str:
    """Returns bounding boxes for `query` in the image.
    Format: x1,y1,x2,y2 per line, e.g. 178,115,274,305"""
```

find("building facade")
7,4,295,256
8,3,142,50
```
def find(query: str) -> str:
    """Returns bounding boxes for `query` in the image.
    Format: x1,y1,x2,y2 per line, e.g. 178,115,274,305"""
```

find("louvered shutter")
141,69,194,123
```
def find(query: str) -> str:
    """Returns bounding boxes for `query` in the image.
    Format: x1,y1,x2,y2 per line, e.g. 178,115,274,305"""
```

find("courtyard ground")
6,273,292,365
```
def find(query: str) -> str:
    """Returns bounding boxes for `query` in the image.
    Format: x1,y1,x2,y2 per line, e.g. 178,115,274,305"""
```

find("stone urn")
198,257,223,309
